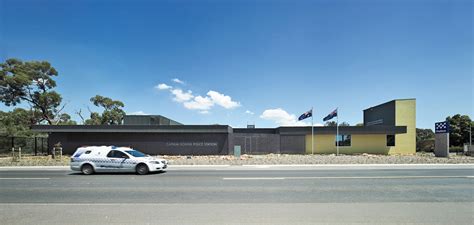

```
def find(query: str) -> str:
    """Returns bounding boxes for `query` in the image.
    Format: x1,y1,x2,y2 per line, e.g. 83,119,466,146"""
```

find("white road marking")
0,178,50,180
223,176,474,180
223,177,285,180
0,203,179,206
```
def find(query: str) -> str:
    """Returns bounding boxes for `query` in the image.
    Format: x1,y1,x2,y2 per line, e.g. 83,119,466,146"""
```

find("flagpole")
336,108,339,156
311,107,314,155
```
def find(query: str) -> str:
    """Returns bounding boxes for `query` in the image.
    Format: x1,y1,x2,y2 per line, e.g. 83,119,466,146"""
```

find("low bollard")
11,147,21,162
53,147,63,161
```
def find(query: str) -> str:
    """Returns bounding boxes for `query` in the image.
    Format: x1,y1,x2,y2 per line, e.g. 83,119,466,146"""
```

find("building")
32,99,416,155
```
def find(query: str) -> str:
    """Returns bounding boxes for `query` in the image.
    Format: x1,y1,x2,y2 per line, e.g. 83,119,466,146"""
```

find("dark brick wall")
280,135,305,154
49,132,230,155
233,133,281,154
363,101,396,126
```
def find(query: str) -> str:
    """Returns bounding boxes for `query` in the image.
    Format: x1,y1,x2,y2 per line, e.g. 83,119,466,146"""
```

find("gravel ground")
0,156,70,167
163,152,474,165
0,153,472,166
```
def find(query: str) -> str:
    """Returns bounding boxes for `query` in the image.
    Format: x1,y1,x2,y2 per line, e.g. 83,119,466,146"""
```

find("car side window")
115,151,128,159
107,150,128,158
107,150,118,158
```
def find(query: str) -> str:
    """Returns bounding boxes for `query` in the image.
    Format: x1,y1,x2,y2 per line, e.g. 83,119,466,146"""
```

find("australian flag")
323,109,338,121
298,109,312,121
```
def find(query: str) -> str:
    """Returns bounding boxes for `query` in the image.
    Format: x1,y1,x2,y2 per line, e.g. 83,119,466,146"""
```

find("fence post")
34,137,38,156
41,138,44,155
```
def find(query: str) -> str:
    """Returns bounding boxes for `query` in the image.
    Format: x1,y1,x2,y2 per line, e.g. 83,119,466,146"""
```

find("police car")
70,146,168,175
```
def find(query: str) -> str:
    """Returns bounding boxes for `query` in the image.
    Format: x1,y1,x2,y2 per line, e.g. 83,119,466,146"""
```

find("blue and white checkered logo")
435,121,449,133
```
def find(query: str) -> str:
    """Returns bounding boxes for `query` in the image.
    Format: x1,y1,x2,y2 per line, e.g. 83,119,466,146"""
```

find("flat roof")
32,125,406,135
277,125,406,135
31,125,232,133
363,98,416,111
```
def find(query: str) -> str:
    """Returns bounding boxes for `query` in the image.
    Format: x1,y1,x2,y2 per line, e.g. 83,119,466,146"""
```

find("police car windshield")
125,150,147,157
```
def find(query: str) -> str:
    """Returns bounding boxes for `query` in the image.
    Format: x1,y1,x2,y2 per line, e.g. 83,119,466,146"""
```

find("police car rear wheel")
136,164,149,175
81,164,94,175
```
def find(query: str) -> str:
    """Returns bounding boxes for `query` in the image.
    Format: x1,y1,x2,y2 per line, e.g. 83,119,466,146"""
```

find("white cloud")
207,90,241,109
128,111,149,115
171,89,194,103
245,110,254,115
155,83,172,90
172,78,185,84
155,81,241,114
183,95,214,110
260,108,310,126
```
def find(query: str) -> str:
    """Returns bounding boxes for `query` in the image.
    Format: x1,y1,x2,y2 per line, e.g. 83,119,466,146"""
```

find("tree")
355,123,364,126
84,112,102,125
324,121,349,126
56,113,77,125
416,128,435,152
339,122,350,127
85,95,125,125
0,108,38,136
0,58,64,125
446,114,472,146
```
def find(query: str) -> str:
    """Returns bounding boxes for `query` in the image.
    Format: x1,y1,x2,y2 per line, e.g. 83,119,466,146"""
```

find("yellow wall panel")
392,99,416,155
305,134,392,154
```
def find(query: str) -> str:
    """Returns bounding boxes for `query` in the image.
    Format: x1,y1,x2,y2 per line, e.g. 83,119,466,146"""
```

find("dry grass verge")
0,153,472,167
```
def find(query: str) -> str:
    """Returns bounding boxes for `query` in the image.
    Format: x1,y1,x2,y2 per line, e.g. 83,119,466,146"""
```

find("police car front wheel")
136,164,149,175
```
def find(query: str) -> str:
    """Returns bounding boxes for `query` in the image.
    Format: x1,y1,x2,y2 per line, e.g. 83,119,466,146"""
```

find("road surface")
0,165,473,224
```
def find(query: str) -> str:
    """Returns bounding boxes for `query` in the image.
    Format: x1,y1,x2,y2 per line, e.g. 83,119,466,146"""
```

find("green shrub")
417,139,434,152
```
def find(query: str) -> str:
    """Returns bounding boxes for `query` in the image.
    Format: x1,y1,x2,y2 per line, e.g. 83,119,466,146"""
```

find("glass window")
387,135,395,146
336,135,351,147
106,150,116,158
107,150,128,158
84,151,91,154
125,150,147,157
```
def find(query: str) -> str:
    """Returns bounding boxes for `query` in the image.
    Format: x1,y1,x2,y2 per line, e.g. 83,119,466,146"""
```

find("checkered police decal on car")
73,158,138,164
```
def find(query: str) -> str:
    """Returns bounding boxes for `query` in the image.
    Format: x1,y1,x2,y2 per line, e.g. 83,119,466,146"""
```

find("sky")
0,0,472,129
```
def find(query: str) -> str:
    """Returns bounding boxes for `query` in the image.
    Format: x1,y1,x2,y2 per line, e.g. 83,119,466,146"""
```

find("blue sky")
1,0,472,129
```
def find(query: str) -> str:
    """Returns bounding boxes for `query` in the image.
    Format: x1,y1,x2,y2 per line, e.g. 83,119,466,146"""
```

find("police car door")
105,150,128,170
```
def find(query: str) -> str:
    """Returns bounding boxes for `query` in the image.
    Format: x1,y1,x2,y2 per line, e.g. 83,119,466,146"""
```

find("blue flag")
298,109,312,121
323,109,338,121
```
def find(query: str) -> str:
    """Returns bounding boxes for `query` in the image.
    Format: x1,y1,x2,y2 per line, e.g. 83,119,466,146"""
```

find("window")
336,135,351,147
387,135,395,146
107,150,129,158
84,150,91,154
125,150,147,157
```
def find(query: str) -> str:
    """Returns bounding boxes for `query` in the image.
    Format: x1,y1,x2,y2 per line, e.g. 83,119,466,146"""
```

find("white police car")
70,146,168,175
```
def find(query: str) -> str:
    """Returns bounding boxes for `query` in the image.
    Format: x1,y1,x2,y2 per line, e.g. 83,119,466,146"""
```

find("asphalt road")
0,166,473,225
